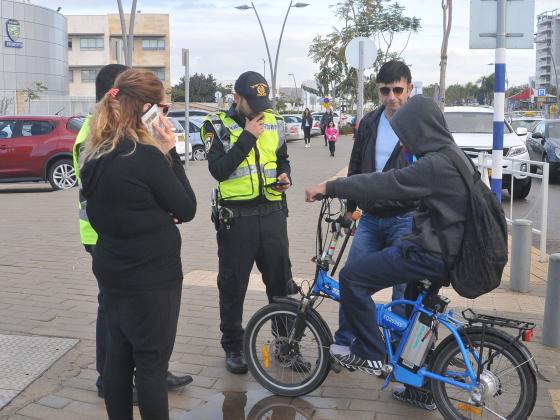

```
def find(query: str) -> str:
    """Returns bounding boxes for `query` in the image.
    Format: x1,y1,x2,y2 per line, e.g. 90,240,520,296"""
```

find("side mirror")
515,127,528,136
532,132,543,139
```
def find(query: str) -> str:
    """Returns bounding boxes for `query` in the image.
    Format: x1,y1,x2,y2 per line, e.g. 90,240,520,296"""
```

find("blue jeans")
340,240,448,360
334,212,413,346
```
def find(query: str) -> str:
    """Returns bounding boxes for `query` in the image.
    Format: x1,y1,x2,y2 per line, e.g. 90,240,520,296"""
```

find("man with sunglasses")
329,61,434,409
72,65,193,403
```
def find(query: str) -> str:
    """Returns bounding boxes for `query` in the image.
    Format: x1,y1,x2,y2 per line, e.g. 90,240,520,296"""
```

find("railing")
467,151,550,262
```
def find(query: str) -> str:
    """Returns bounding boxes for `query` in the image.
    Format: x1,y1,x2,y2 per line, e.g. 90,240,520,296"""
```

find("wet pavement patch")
0,334,78,409
179,389,315,419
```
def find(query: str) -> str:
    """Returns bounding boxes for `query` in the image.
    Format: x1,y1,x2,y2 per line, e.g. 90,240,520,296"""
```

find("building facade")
67,13,170,97
535,9,560,91
0,0,68,95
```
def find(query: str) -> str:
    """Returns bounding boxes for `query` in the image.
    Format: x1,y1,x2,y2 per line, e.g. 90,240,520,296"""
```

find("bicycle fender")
432,326,548,382
271,297,334,346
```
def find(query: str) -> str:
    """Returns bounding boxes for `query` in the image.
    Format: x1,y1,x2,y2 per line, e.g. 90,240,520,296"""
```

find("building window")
69,70,73,82
80,37,104,50
81,69,98,83
142,38,165,50
152,69,165,81
68,38,72,49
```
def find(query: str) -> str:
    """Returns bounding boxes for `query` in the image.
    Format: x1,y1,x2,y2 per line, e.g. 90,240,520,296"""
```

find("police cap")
234,71,272,113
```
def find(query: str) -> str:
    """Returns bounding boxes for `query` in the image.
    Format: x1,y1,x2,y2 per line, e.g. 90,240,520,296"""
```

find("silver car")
175,116,207,161
282,114,304,141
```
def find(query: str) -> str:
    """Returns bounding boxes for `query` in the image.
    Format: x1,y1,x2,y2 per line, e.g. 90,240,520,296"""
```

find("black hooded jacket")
346,106,418,216
80,140,197,291
326,95,470,257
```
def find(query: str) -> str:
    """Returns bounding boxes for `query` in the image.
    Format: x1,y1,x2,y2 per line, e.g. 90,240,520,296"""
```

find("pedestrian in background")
326,120,339,157
320,108,334,146
79,69,197,420
72,64,193,405
301,108,313,147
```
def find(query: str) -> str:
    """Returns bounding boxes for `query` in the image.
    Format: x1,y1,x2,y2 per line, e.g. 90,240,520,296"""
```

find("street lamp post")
262,58,266,80
288,72,298,110
236,1,309,110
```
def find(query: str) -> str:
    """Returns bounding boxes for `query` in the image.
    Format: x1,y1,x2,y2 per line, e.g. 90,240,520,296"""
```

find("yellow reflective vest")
72,116,98,245
202,111,285,202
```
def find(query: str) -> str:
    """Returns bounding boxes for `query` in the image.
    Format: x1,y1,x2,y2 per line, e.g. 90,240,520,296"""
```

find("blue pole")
491,0,507,201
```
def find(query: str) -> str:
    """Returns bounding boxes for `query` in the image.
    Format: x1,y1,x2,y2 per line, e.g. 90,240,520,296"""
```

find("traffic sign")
344,37,377,69
538,87,546,97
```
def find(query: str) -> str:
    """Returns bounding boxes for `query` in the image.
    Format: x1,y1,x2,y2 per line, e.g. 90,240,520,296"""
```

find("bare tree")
439,0,452,111
116,0,138,66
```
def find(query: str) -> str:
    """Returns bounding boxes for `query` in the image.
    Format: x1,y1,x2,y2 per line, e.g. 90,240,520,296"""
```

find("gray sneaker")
392,386,437,411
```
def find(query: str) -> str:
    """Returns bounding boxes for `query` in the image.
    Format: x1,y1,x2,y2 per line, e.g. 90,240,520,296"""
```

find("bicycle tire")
243,302,331,397
430,330,537,419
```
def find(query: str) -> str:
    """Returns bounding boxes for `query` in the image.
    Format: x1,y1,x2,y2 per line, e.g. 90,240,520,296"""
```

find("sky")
34,0,560,89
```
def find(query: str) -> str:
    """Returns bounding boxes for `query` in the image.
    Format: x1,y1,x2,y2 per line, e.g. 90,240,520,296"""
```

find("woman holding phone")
79,69,196,420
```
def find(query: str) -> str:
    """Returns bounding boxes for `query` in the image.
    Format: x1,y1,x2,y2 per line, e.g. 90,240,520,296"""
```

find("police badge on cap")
234,71,272,113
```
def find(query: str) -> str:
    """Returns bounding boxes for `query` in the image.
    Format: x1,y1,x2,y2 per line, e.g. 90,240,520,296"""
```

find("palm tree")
477,74,495,105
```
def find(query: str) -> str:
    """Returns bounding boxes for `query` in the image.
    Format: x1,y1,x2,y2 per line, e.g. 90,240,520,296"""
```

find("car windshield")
549,122,560,138
510,119,540,130
166,118,184,133
284,116,301,123
444,112,511,134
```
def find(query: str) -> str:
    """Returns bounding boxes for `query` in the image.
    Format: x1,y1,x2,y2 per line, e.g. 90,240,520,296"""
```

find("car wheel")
508,177,531,200
48,158,77,191
191,145,206,161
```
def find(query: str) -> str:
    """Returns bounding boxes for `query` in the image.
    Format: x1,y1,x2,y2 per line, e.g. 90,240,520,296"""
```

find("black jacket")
301,113,313,129
326,95,469,257
347,106,418,216
81,140,197,291
203,105,291,205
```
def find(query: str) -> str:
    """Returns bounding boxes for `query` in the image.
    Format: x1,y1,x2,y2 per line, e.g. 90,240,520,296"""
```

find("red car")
0,115,83,190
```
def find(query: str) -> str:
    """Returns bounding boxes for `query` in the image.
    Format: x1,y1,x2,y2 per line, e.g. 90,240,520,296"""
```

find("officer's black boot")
225,351,248,374
287,278,299,296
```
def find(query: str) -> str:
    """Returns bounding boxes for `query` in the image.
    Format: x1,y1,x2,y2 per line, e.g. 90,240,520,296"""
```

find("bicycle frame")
309,268,481,393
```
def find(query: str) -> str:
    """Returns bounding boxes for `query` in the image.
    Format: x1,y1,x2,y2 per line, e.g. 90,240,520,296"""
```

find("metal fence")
469,151,550,261
0,90,95,117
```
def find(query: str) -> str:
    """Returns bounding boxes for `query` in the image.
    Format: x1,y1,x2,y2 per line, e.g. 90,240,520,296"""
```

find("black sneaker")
286,278,300,296
392,386,437,411
329,344,382,375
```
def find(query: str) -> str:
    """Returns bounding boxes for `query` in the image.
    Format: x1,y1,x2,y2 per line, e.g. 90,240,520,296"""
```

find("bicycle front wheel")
243,302,331,397
430,330,537,419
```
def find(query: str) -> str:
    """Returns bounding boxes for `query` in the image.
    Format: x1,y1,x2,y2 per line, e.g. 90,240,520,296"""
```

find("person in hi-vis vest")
201,71,308,374
72,64,193,402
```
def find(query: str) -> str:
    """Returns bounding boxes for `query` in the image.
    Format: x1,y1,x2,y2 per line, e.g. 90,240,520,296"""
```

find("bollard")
542,254,560,347
510,219,532,293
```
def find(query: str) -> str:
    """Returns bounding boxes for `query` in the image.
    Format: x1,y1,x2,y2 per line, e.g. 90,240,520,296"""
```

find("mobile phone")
266,180,290,187
141,103,161,137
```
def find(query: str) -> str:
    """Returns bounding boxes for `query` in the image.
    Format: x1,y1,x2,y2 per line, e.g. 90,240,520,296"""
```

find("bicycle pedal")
330,360,342,373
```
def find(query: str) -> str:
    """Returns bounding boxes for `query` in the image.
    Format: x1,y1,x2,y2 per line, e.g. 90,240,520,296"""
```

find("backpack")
435,148,508,299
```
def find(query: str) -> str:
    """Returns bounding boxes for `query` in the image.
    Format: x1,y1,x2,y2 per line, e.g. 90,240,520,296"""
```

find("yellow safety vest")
72,116,98,245
202,111,285,202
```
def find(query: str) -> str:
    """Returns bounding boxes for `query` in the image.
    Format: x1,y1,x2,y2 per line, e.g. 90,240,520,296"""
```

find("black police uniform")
203,72,292,369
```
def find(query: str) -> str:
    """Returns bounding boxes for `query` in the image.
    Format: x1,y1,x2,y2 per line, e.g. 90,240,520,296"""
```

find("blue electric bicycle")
244,198,545,419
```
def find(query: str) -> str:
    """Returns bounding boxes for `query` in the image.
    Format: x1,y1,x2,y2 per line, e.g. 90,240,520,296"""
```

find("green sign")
5,19,23,48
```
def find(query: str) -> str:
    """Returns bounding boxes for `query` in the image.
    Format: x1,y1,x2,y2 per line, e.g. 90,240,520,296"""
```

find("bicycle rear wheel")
430,330,536,419
244,302,331,397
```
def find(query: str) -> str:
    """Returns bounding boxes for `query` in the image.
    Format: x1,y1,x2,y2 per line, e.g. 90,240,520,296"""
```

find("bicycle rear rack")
462,308,535,341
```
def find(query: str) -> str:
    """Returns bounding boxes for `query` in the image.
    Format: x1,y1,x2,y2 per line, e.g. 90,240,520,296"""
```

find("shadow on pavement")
180,389,314,419
0,186,54,194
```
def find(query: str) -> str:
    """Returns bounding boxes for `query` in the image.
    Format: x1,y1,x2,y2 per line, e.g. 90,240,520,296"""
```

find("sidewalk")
0,137,558,419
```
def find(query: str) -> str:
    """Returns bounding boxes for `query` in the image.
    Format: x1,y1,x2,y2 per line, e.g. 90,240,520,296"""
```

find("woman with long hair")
301,107,313,147
80,69,196,419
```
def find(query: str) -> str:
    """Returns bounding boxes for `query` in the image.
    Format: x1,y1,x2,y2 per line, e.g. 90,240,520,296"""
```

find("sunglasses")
145,103,170,116
379,86,405,96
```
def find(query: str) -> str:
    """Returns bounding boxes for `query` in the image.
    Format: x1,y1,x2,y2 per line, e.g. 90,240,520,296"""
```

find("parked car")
0,115,84,190
443,106,532,199
525,119,560,182
311,114,322,136
167,109,208,119
282,114,304,141
509,117,544,132
175,116,207,161
312,111,341,133
166,117,192,161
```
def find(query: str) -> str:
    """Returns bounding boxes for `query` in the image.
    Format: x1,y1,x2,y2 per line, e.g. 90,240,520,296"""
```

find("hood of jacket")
389,95,456,156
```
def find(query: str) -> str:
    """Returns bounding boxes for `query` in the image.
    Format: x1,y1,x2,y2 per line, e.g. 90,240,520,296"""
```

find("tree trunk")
439,0,452,111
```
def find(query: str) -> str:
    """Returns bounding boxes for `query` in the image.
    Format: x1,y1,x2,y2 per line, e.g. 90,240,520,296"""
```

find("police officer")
201,71,294,374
